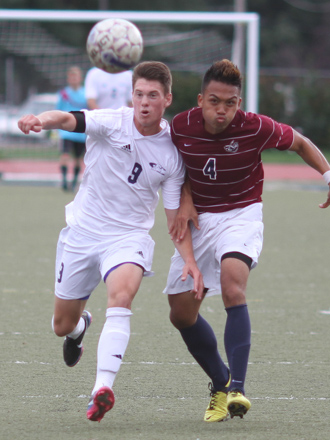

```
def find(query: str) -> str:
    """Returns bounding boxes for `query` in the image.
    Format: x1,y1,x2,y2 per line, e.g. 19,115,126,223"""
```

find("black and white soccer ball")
86,18,144,73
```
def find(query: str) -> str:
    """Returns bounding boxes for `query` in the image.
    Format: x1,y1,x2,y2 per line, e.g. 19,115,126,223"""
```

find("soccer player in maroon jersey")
164,59,330,422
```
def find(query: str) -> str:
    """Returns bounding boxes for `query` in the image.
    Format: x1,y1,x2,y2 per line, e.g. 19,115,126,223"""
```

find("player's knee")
52,322,67,337
52,315,74,337
222,285,246,307
169,308,196,330
107,291,134,309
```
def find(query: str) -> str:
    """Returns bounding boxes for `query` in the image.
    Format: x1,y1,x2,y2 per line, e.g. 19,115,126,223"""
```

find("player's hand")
18,114,43,134
319,186,330,209
169,204,200,242
181,260,204,300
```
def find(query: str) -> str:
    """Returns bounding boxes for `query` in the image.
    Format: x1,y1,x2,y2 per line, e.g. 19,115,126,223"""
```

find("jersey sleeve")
260,115,294,152
83,108,119,138
161,149,186,210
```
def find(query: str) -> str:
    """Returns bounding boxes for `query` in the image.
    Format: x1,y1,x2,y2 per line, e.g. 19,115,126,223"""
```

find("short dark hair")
133,61,172,95
201,59,242,93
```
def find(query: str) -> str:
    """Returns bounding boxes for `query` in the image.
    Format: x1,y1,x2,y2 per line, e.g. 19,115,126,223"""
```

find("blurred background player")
56,66,87,191
84,67,132,110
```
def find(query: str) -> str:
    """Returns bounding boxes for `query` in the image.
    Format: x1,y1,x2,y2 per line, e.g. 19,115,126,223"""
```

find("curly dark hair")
201,59,242,93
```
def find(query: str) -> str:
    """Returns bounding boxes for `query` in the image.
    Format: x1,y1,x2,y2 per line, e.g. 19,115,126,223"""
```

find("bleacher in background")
0,20,232,104
0,20,91,96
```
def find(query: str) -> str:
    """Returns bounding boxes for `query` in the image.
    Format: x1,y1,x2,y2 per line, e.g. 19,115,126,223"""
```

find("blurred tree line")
1,0,330,148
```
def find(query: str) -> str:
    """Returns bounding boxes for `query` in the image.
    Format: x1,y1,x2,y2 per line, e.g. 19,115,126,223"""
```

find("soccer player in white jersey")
84,67,132,109
164,59,330,422
17,61,203,423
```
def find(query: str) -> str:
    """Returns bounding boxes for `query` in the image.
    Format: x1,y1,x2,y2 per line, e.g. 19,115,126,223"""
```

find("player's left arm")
289,129,330,208
165,208,204,299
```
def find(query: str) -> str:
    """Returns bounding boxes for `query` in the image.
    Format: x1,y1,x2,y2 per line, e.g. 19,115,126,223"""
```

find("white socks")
67,317,86,339
92,307,132,394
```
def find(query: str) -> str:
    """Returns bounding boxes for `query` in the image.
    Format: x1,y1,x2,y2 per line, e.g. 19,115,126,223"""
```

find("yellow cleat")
227,390,251,419
204,380,230,423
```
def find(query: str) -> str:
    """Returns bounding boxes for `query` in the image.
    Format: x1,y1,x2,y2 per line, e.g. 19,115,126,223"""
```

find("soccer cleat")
204,378,231,423
227,389,251,419
86,386,115,422
63,310,92,367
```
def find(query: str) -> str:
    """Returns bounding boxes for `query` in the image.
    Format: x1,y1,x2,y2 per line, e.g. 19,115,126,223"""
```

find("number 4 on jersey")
203,158,217,180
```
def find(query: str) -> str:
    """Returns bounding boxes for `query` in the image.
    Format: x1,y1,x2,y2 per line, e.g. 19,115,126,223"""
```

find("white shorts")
164,203,264,297
55,226,155,300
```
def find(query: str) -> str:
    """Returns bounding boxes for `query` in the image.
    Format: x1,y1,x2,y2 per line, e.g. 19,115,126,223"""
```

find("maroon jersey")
171,107,294,213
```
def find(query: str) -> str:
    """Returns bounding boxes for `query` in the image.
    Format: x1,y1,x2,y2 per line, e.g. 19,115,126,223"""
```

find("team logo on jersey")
224,140,239,153
149,162,166,175
121,144,132,153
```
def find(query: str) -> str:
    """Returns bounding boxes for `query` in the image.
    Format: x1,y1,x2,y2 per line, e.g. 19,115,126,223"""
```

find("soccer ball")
86,18,143,74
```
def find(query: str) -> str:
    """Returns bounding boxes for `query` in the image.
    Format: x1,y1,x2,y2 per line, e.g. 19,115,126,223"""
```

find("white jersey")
84,68,132,109
65,107,185,239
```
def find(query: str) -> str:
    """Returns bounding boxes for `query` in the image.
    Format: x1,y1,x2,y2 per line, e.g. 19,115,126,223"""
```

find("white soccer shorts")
55,226,155,300
164,203,264,297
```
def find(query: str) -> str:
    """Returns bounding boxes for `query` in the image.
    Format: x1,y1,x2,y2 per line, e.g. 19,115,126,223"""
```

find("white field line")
6,360,328,366
18,394,330,401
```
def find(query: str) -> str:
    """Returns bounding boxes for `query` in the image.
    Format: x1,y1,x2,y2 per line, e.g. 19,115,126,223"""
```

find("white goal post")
0,9,260,112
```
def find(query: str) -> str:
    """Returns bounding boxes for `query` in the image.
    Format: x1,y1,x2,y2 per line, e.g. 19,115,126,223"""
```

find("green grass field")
1,184,329,440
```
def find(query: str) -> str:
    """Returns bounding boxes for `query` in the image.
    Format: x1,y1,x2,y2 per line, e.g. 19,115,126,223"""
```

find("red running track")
0,159,324,182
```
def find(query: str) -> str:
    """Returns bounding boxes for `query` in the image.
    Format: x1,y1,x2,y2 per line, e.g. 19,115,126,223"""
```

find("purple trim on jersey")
171,108,294,213
103,262,144,282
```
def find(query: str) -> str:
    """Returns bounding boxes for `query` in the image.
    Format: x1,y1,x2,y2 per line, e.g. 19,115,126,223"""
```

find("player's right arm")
165,207,204,299
18,111,77,134
169,177,200,242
